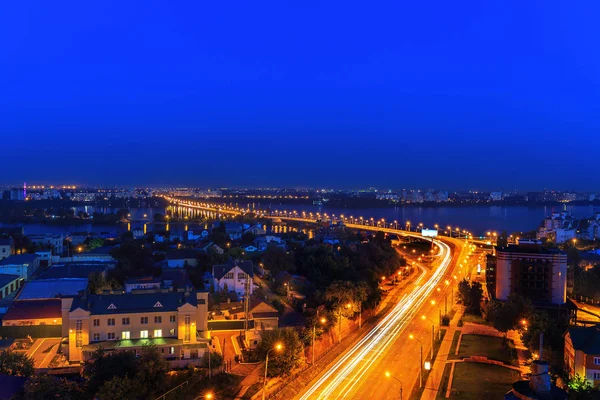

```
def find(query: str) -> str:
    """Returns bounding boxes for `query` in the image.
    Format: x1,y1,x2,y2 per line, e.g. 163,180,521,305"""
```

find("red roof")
3,299,62,321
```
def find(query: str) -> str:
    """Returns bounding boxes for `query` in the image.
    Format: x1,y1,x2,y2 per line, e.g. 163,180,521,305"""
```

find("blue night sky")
1,1,599,190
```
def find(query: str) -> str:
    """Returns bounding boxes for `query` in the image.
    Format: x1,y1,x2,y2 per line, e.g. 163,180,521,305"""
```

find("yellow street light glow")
275,343,283,351
320,317,327,324
385,371,391,378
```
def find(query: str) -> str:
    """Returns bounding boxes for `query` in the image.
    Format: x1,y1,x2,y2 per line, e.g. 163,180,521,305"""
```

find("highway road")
164,198,471,399
292,238,467,400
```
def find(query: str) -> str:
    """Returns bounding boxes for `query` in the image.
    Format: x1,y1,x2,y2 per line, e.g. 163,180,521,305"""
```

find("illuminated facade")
61,288,209,364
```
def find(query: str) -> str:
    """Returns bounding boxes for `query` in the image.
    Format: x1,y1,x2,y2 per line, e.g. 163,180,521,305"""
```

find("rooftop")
496,242,565,256
37,265,108,280
3,299,62,321
71,289,199,315
0,254,38,265
0,238,13,246
213,258,253,280
18,279,88,300
0,274,20,288
568,326,600,354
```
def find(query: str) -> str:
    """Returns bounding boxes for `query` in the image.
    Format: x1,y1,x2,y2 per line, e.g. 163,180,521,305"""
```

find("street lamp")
263,343,283,400
385,371,403,400
409,334,424,388
421,315,435,357
312,317,326,364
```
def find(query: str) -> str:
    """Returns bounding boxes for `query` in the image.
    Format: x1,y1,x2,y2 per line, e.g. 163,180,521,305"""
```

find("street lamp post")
421,315,435,359
263,343,283,400
385,371,403,400
409,334,424,388
312,316,326,364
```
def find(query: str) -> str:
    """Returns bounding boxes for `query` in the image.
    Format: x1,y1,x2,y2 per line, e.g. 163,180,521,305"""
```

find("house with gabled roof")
212,259,254,297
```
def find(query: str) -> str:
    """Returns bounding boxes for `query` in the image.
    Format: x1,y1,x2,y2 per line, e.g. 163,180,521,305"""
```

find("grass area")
241,382,262,399
408,329,447,400
457,334,515,365
448,362,520,399
447,331,462,360
459,314,488,325
437,362,453,399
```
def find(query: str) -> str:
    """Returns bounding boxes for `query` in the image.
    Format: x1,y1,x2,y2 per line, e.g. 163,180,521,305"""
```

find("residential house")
0,238,14,260
187,229,208,241
199,242,224,255
132,228,144,240
537,212,577,244
212,259,254,297
0,274,23,300
28,234,64,255
565,326,600,385
61,288,209,365
125,277,162,293
255,235,285,251
35,251,52,268
244,224,266,236
165,249,199,268
73,246,115,262
577,219,600,241
0,254,40,280
224,223,244,241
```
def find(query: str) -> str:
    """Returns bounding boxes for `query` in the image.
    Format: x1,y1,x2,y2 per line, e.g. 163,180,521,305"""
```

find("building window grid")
75,320,83,348
224,272,234,279
141,317,148,324
107,318,115,326
594,357,600,366
238,272,246,280
122,317,130,325
184,315,191,342
155,316,162,323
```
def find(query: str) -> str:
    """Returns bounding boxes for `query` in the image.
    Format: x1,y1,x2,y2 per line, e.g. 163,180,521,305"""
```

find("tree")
568,374,594,394
85,237,105,251
83,349,138,396
263,247,295,276
83,347,167,399
0,350,34,377
258,328,304,377
135,346,168,397
486,300,516,336
23,374,86,400
96,375,145,400
457,279,483,314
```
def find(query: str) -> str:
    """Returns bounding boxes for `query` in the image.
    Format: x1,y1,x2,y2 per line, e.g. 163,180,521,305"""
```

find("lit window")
76,320,83,348
169,346,175,355
170,329,176,336
154,329,162,338
122,331,130,340
140,330,148,339
107,332,116,340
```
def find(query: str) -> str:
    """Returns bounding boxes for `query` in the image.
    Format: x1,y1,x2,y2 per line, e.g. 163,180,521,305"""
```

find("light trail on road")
298,239,453,400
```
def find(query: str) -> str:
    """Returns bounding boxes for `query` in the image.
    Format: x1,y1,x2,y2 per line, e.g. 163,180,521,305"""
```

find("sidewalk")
420,307,463,400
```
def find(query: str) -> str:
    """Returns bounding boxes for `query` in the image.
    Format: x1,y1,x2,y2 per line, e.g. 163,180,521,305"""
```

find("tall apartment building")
487,240,567,305
61,288,209,364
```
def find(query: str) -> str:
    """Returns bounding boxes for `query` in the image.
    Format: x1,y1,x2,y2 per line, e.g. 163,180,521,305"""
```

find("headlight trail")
299,238,453,400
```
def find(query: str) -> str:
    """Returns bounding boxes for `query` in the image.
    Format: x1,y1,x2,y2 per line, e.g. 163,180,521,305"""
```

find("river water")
2,204,598,237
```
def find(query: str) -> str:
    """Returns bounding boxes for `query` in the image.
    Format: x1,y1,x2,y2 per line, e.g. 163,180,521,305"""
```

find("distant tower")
23,182,27,200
